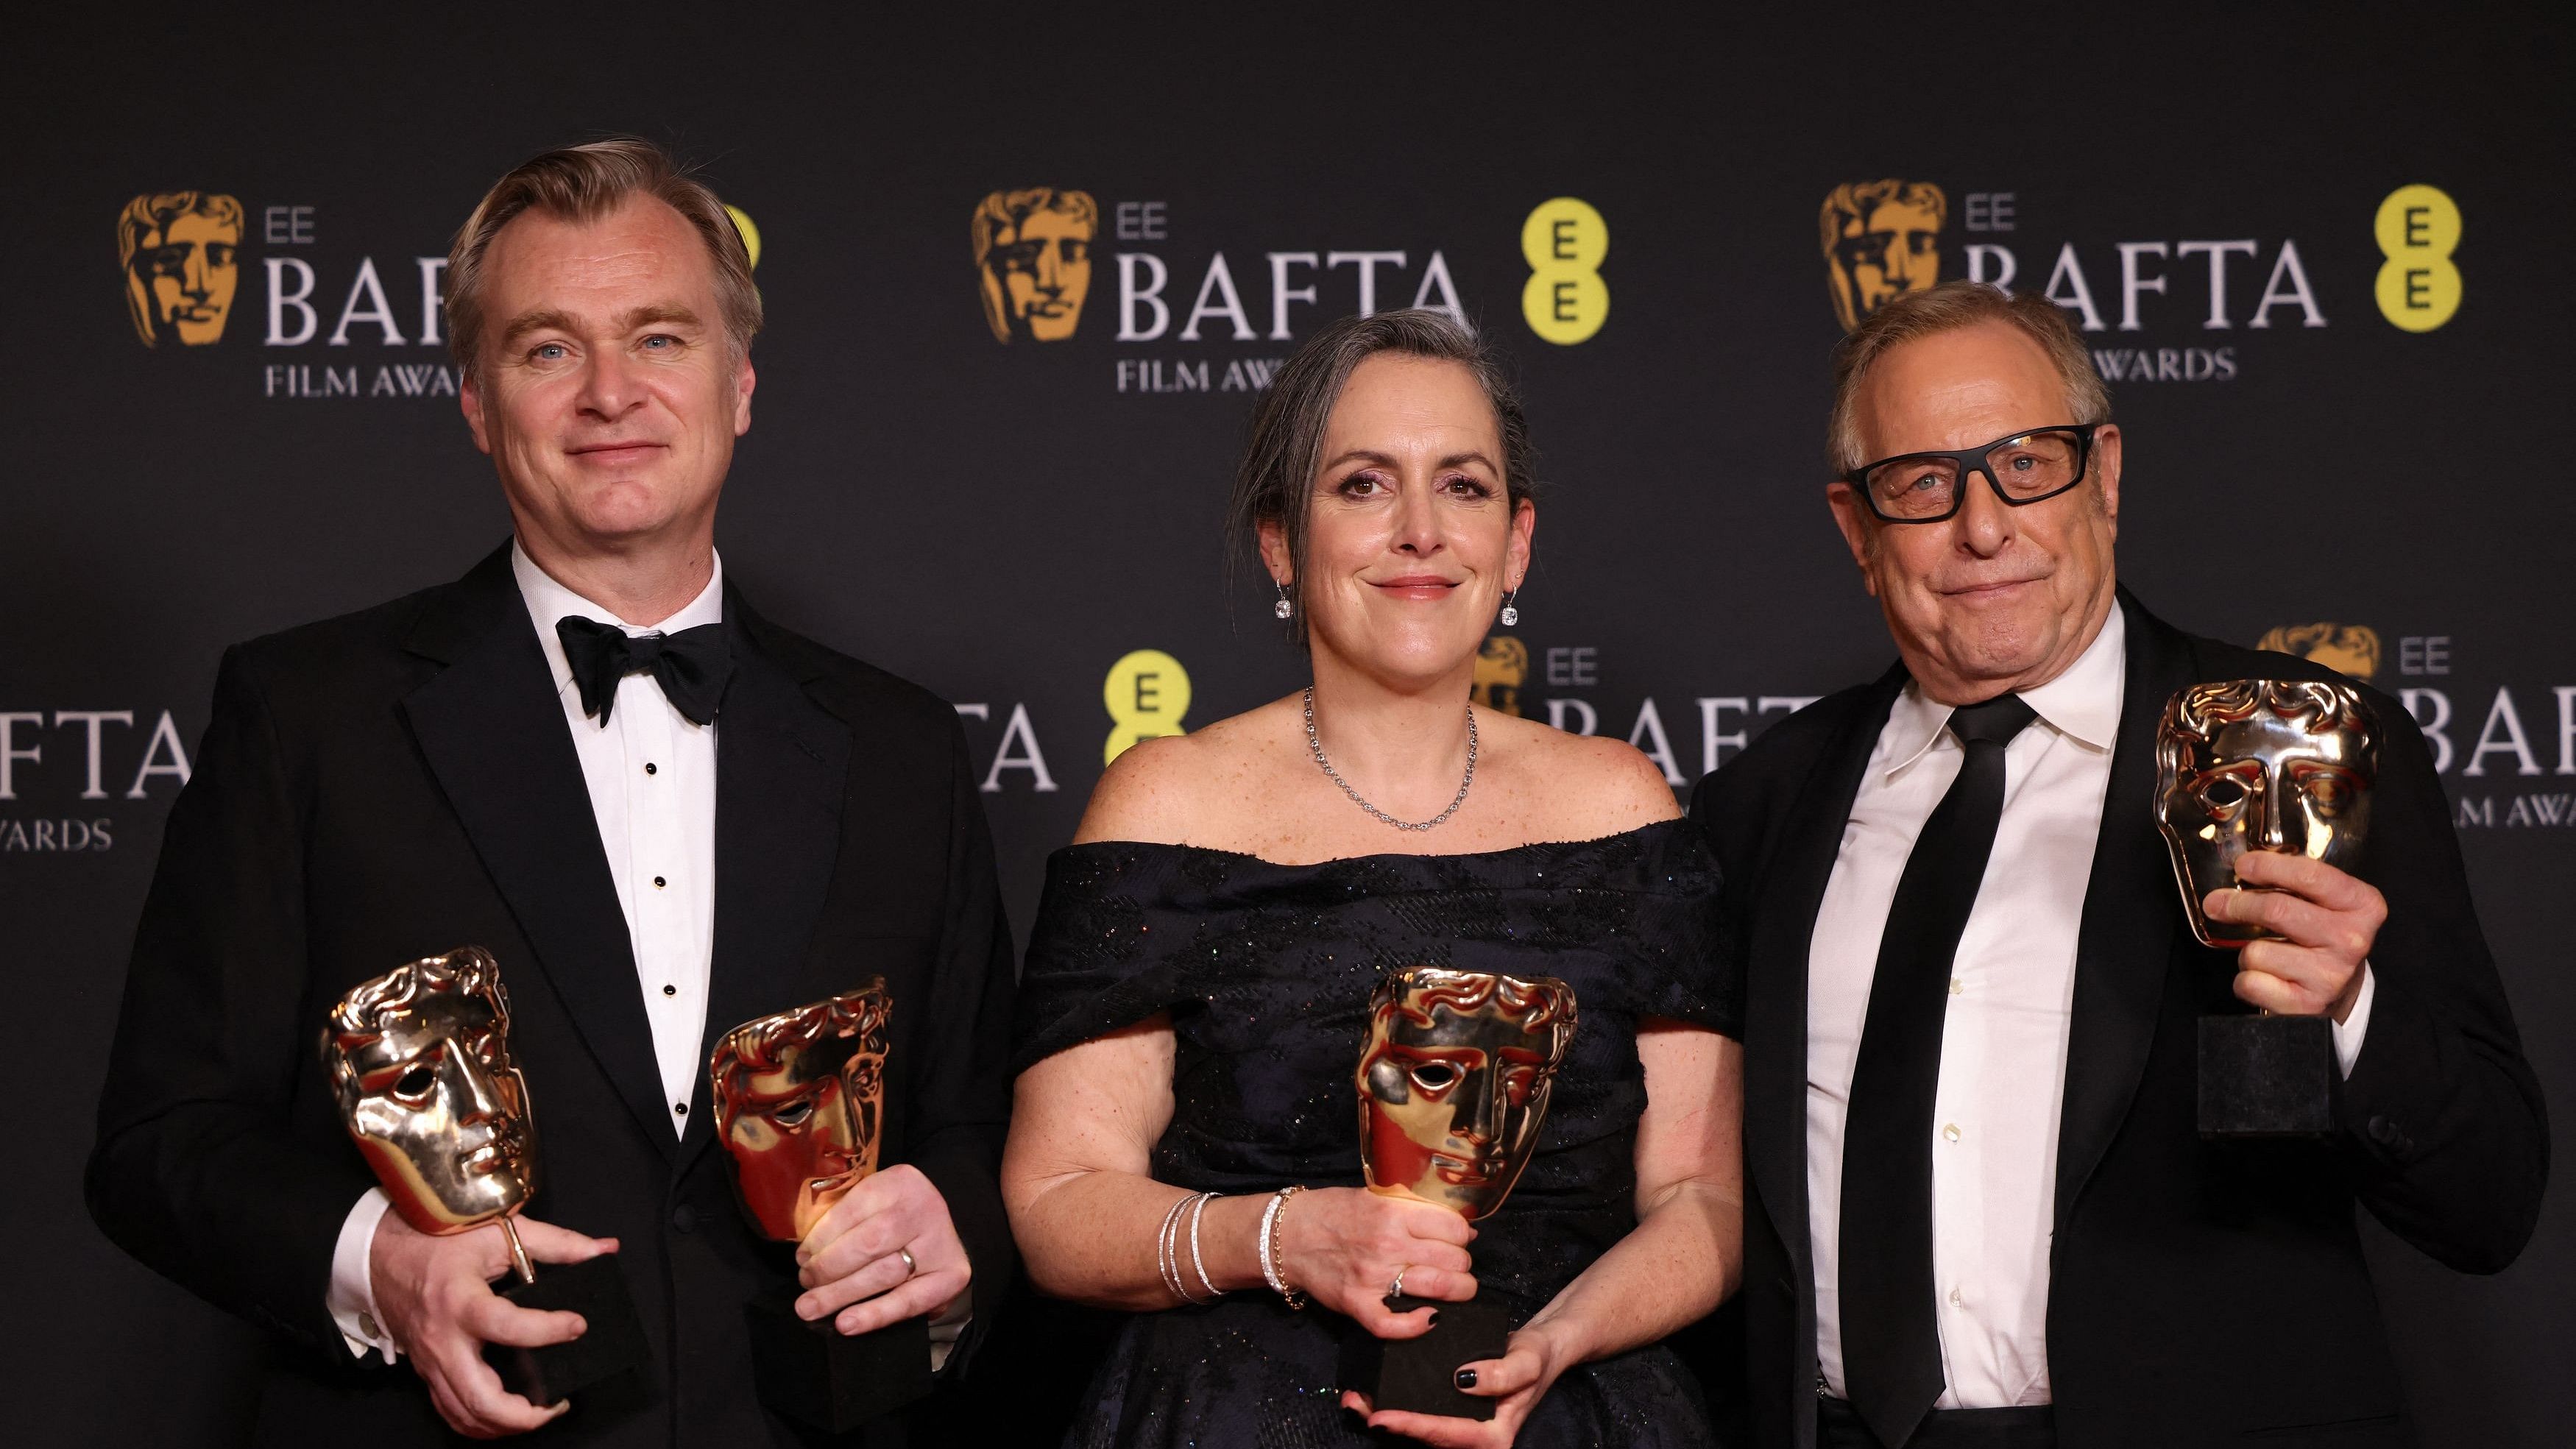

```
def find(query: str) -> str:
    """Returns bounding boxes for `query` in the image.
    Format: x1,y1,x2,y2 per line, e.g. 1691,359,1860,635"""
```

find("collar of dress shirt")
509,539,726,704
1880,599,2127,775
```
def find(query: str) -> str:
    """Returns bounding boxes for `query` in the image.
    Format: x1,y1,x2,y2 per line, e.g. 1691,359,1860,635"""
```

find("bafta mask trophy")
1343,968,1577,1420
709,979,930,1431
322,948,648,1406
2155,679,2381,1137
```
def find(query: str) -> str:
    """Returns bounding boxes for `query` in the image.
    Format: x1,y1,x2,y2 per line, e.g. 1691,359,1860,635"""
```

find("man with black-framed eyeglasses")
1691,280,2544,1449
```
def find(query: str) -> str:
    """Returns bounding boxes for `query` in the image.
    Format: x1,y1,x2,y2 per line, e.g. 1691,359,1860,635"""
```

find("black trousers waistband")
1816,1395,2057,1449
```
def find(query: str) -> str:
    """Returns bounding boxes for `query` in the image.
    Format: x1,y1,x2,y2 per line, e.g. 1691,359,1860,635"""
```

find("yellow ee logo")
723,204,763,270
1103,649,1192,765
1521,198,1607,345
2374,185,2458,332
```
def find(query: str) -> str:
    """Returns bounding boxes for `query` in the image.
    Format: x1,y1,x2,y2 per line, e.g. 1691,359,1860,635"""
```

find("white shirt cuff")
2332,963,2376,1080
927,1289,972,1372
328,1188,400,1363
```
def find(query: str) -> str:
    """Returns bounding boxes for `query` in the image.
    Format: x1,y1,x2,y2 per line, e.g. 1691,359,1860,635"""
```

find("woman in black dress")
1002,310,1742,1448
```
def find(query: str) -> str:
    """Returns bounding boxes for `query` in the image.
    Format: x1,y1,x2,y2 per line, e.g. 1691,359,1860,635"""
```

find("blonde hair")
445,137,760,379
1827,280,2109,473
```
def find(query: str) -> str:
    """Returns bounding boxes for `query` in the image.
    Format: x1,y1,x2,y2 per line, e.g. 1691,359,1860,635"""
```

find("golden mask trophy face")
971,188,1098,343
322,948,538,1236
2155,679,2379,947
1819,180,1946,332
710,980,893,1242
1357,968,1577,1221
118,191,244,347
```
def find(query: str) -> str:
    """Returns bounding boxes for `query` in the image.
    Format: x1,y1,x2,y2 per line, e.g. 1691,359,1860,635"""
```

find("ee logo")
2374,185,2458,332
1103,649,1191,765
1521,197,1607,345
723,203,762,269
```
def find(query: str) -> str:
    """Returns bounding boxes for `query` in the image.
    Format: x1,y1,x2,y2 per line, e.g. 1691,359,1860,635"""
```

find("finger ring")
898,1247,917,1278
1389,1266,1408,1300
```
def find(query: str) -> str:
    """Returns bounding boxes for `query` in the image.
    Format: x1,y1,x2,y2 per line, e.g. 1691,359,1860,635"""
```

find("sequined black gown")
1013,819,1738,1448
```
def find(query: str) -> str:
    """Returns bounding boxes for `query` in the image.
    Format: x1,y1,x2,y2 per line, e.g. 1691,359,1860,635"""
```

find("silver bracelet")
1155,1192,1192,1303
1259,1186,1308,1309
1186,1191,1224,1300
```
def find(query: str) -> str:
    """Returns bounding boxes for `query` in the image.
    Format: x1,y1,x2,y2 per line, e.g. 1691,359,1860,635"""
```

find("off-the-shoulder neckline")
1048,816,1696,871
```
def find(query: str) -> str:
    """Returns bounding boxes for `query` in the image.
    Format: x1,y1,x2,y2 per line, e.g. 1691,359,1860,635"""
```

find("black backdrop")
8,8,2571,1445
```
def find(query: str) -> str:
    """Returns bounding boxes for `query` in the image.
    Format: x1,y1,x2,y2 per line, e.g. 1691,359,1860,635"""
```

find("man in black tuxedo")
1694,281,2544,1449
88,138,1017,1445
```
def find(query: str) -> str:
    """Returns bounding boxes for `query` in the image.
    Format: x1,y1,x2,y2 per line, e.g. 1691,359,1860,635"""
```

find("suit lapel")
2052,592,2190,1230
678,597,852,1169
400,548,678,1157
1749,665,1906,1289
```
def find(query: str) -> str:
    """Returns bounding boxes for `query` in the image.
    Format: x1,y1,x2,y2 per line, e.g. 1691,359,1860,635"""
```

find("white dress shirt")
1804,607,2374,1407
328,543,723,1359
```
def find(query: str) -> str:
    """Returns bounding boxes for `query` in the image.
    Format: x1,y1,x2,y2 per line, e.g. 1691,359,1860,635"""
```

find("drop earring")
1498,589,1520,627
1273,582,1294,620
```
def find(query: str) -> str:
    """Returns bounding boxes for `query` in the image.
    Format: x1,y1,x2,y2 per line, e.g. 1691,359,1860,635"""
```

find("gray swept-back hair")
1828,279,2109,473
1228,309,1536,647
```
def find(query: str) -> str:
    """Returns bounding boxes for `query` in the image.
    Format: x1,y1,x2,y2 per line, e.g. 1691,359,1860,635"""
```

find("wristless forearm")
1016,1171,1273,1309
1523,1181,1736,1364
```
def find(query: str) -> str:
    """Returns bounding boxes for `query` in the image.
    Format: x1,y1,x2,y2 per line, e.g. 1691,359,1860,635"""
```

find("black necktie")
555,615,734,726
1839,692,2039,1449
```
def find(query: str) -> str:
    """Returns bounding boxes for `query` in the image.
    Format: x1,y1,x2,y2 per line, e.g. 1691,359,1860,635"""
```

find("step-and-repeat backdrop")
8,11,2568,1445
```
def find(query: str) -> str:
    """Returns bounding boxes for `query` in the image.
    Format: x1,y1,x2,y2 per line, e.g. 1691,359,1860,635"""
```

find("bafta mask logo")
119,191,245,347
2255,623,2382,682
2154,679,2380,948
1471,635,1529,718
1358,968,1577,1221
1821,180,1946,332
322,947,538,1234
710,981,894,1242
972,188,1098,343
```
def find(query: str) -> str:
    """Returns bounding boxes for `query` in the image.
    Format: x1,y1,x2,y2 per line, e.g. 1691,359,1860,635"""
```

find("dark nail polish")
1455,1368,1478,1389
1429,1311,1441,1327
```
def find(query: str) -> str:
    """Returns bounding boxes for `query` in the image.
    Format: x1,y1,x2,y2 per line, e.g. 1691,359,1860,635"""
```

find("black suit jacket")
1690,591,2545,1449
88,545,1019,1447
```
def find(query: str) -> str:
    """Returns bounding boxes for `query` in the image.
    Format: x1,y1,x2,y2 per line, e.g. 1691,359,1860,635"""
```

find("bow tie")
555,615,733,726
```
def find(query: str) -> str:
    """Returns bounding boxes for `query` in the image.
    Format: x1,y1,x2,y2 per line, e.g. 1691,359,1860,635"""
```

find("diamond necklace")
1302,686,1478,832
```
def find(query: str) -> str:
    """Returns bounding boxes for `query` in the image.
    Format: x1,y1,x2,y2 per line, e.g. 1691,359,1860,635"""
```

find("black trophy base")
2199,1013,2337,1139
1337,1294,1509,1421
743,1286,933,1433
484,1253,652,1407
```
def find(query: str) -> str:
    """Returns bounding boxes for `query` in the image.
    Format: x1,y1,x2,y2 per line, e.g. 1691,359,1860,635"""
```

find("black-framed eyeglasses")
1842,423,2103,523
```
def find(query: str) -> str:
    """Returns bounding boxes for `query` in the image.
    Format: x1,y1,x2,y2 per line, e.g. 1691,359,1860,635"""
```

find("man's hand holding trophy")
322,949,650,1433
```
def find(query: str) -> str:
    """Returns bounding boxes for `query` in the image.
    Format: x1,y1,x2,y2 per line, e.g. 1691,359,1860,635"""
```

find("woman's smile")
1368,573,1462,600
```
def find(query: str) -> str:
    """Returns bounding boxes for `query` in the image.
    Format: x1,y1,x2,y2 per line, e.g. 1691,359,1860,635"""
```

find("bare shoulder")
1483,712,1682,840
1072,698,1301,846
